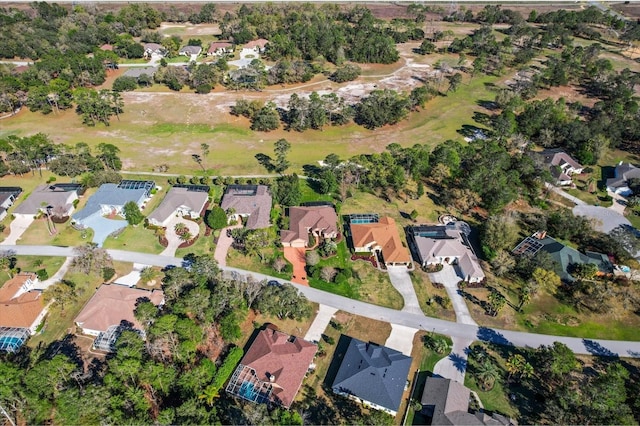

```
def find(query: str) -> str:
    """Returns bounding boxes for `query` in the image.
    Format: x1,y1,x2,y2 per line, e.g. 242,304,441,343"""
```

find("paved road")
573,204,631,233
5,244,640,358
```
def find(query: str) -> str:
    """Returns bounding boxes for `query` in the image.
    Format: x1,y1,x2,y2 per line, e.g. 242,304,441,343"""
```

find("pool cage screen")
226,364,273,404
0,327,30,353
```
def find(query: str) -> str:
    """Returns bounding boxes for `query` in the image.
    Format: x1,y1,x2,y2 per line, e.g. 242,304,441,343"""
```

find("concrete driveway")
304,304,338,343
114,263,148,287
228,48,258,69
385,323,418,356
387,265,422,314
160,216,200,257
609,191,627,215
81,215,128,247
428,264,477,326
1,215,35,245
573,204,631,233
433,337,474,383
214,224,242,267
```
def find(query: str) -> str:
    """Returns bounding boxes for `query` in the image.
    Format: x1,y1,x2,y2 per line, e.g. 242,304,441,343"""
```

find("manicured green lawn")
175,223,216,258
102,225,164,253
17,219,94,247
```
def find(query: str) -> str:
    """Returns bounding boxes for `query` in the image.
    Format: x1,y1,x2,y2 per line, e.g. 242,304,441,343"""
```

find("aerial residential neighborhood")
1,1,640,425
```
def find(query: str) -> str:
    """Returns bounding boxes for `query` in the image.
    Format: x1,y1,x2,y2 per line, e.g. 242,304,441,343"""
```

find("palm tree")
139,267,160,285
505,353,525,379
199,384,219,406
475,358,500,391
178,231,193,243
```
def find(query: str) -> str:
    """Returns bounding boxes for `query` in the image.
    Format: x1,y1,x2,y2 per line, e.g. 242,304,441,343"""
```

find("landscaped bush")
36,268,48,281
424,263,443,273
102,267,116,281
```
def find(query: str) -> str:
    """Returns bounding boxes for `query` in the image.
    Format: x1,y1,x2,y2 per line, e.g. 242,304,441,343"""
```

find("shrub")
36,268,48,281
306,250,320,266
102,267,116,281
330,63,361,83
112,76,139,92
196,83,212,94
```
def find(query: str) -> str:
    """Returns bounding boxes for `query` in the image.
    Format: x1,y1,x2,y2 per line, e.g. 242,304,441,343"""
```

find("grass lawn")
227,248,293,281
175,223,216,258
300,311,394,422
17,218,94,247
410,269,456,321
28,271,103,348
102,225,165,253
405,330,452,426
0,256,66,283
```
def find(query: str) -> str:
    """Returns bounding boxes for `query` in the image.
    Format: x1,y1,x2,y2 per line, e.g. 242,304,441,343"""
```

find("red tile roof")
350,217,411,264
0,273,44,329
240,328,317,408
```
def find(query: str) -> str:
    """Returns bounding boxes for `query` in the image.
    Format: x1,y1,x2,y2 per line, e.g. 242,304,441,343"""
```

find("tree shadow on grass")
448,351,468,373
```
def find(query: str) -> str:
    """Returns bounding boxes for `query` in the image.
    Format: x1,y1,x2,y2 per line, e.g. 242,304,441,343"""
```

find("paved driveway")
160,216,200,257
573,204,631,233
385,324,418,356
82,215,128,247
114,263,148,287
214,224,242,267
433,337,474,383
284,246,308,285
304,304,338,343
429,265,477,326
1,215,34,245
387,265,422,314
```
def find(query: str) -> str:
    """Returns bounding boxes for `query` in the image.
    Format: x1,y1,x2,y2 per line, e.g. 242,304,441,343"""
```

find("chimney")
269,374,276,383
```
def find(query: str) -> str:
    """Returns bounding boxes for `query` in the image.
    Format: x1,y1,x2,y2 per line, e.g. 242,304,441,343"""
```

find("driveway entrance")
1,215,34,245
284,247,307,285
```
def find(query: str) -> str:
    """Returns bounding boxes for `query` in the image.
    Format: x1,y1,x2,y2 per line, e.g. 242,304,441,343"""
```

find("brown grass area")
411,268,456,321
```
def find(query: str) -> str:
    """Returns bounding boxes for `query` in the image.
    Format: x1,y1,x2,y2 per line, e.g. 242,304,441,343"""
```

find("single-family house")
208,41,234,56
14,183,81,219
220,185,272,229
538,149,583,186
75,284,164,351
179,45,203,57
350,216,412,267
408,223,484,283
0,187,22,221
331,337,412,417
245,38,269,53
226,327,317,408
148,185,209,227
512,231,612,282
421,377,514,425
144,43,165,57
72,180,155,225
607,162,640,196
281,206,338,248
0,273,47,335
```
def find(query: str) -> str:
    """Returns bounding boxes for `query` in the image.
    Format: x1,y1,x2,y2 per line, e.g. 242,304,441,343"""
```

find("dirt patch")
159,22,221,36
532,85,597,108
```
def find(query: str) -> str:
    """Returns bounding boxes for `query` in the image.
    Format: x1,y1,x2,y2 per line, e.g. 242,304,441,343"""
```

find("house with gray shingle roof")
148,186,209,227
73,181,154,225
179,45,203,56
421,377,514,425
331,337,411,416
220,185,272,229
538,149,583,186
512,231,612,282
607,162,640,196
14,184,80,219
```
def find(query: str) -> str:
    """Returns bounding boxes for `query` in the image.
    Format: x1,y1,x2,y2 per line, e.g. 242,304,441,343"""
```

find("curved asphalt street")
6,244,640,358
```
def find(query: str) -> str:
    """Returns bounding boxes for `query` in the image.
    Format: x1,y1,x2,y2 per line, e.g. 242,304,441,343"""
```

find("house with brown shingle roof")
220,185,272,229
75,284,164,337
537,149,583,186
208,41,234,56
14,183,80,219
226,328,317,408
350,216,411,267
281,206,338,248
245,38,269,52
0,273,47,334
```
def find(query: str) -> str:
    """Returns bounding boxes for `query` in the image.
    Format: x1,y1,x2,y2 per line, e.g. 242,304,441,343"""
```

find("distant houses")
143,43,165,57
148,185,209,227
220,185,272,229
208,41,234,56
245,38,269,53
226,327,317,408
331,336,412,416
179,45,203,57
281,205,338,248
349,216,412,268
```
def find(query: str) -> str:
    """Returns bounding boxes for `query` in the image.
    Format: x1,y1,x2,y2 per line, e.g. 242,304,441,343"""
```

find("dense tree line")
0,254,312,424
